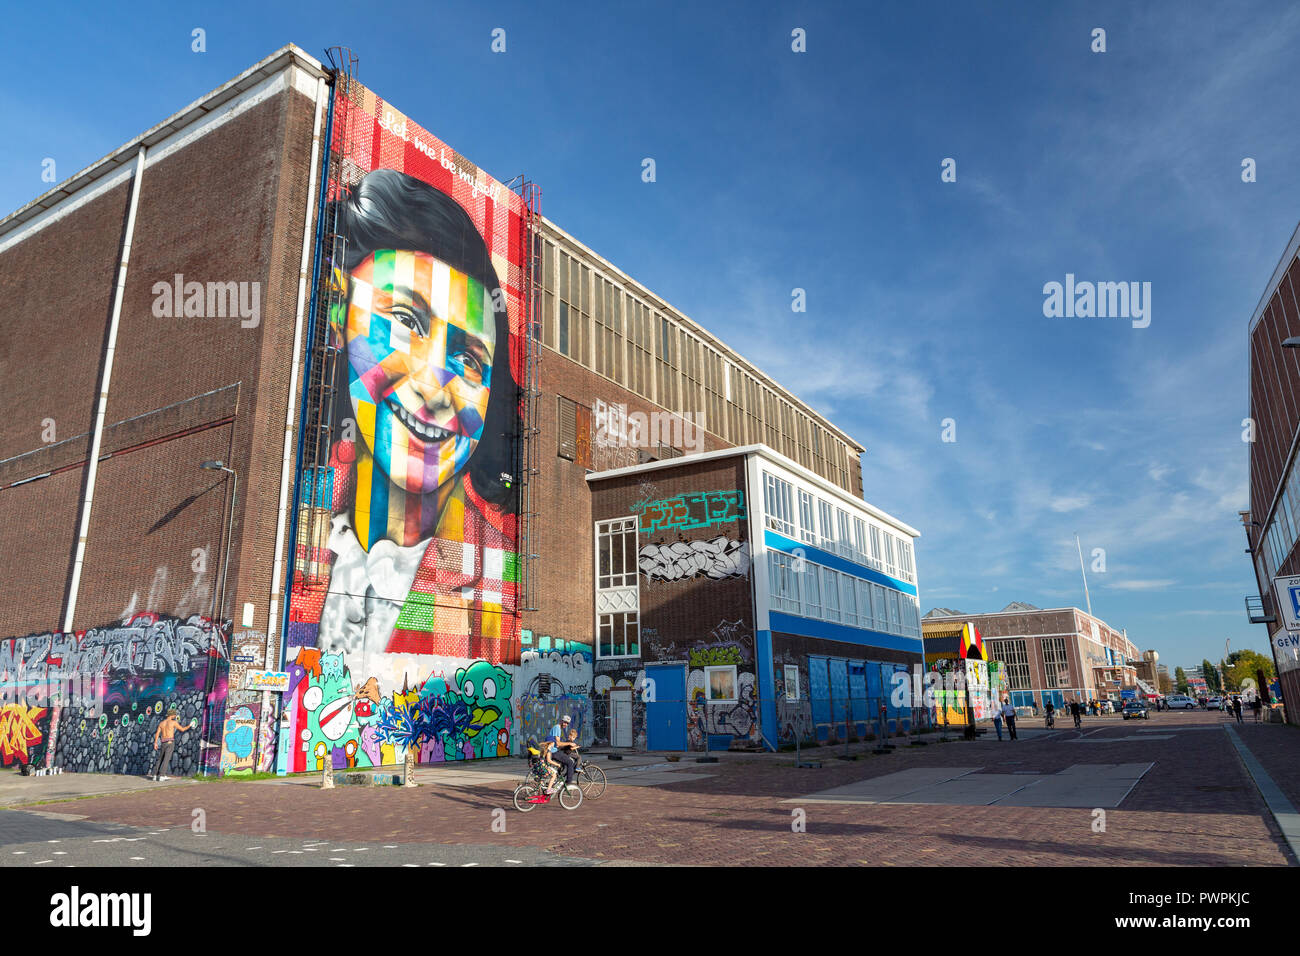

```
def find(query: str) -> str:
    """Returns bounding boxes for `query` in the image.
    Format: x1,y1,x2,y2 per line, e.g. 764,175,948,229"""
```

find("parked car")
1122,701,1150,720
1165,694,1197,710
1206,696,1223,710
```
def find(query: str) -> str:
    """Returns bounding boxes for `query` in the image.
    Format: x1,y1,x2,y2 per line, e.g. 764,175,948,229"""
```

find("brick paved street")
3,710,1294,866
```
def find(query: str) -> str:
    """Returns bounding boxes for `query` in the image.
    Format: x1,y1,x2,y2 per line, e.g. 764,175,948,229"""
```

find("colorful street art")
280,647,514,771
0,703,49,768
279,81,531,774
0,613,231,776
636,490,745,535
219,705,259,774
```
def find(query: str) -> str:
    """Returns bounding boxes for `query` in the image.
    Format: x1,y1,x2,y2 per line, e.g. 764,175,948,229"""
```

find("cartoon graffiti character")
302,653,370,770
450,660,512,758
354,678,383,767
496,727,509,757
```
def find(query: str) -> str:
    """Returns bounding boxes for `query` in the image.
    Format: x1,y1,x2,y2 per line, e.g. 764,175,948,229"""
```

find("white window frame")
853,516,868,564
768,551,801,613
764,472,796,537
595,516,639,589
821,566,841,622
704,664,738,703
802,561,822,616
836,509,853,560
818,499,836,552
840,573,858,626
798,489,816,544
856,579,874,628
783,664,800,701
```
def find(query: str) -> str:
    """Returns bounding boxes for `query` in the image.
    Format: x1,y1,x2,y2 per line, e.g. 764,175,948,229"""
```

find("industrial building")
0,45,919,775
923,603,1143,710
1242,216,1300,723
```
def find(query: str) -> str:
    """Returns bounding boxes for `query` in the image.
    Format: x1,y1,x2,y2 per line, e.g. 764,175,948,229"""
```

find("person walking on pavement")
1232,697,1244,724
992,705,1005,741
1000,697,1017,740
151,707,197,781
1251,696,1263,722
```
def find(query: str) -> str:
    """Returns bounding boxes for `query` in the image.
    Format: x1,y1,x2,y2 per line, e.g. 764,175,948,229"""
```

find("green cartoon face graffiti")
303,654,358,745
452,661,511,743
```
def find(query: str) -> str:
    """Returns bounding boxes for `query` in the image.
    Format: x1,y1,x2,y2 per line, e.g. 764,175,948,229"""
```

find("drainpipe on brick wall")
62,146,147,632
266,76,328,669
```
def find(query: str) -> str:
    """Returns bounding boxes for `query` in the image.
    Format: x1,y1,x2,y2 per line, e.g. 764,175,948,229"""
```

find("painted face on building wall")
340,249,496,497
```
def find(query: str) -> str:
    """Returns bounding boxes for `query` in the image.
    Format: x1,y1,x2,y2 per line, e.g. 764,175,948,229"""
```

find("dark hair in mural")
331,168,519,507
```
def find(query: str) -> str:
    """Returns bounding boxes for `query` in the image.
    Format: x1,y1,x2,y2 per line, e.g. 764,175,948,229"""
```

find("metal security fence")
569,695,954,755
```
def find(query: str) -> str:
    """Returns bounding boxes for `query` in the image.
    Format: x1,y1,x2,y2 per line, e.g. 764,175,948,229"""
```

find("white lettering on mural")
376,107,503,205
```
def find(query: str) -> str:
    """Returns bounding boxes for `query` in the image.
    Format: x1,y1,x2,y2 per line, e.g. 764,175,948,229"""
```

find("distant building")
923,603,1140,708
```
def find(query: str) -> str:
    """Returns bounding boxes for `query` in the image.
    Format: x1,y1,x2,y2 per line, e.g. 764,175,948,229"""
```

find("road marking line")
428,862,446,866
12,851,26,855
34,860,52,864
461,862,478,867
329,858,346,861
129,857,145,861
505,859,522,863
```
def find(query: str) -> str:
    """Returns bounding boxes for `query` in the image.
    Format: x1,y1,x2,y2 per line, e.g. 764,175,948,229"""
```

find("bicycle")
514,756,583,812
522,745,606,799
573,752,606,799
1044,711,1055,729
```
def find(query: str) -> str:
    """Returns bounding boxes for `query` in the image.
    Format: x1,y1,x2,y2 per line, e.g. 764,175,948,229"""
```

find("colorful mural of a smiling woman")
282,89,530,772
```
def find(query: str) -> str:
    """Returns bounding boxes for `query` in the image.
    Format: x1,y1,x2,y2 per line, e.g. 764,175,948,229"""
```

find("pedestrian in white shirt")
1000,698,1018,740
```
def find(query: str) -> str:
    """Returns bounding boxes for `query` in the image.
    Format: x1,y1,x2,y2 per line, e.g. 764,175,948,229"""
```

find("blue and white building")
747,448,923,744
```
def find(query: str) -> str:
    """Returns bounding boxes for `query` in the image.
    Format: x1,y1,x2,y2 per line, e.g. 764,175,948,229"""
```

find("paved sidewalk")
17,710,1292,866
0,768,193,809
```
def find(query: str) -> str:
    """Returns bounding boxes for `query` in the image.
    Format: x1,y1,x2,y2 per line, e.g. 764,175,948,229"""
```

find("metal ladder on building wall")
516,180,543,614
293,49,361,590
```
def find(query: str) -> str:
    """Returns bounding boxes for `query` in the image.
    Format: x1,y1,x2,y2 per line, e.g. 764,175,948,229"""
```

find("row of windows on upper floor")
1257,445,1300,583
767,551,922,640
761,471,915,584
538,233,859,493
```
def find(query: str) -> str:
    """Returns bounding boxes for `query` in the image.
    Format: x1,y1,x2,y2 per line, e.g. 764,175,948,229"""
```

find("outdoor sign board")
1271,574,1300,631
244,670,291,693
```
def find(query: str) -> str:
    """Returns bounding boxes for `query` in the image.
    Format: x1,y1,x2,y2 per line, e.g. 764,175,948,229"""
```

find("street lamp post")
200,460,237,776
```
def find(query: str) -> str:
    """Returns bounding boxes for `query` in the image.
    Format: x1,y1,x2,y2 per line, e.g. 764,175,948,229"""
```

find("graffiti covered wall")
0,613,230,775
593,457,759,752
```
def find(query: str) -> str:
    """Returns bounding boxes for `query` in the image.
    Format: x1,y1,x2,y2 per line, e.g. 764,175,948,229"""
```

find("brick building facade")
0,46,912,776
926,604,1140,710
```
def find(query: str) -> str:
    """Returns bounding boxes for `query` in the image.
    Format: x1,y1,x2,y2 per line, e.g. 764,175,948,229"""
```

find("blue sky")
2,1,1296,674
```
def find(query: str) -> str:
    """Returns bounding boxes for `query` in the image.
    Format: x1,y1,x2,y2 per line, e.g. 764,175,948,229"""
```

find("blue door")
808,656,831,742
848,662,868,737
645,664,687,751
829,658,849,739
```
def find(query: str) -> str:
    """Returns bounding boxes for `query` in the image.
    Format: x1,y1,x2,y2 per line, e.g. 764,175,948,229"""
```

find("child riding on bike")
526,736,560,793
